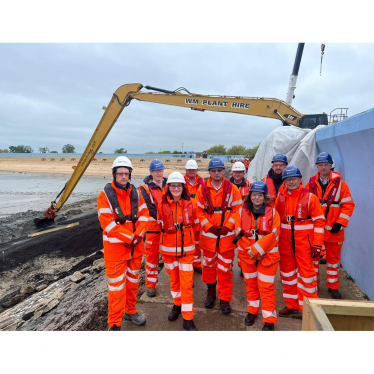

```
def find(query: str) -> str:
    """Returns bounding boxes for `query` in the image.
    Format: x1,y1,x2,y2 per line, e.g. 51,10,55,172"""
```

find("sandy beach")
0,156,221,179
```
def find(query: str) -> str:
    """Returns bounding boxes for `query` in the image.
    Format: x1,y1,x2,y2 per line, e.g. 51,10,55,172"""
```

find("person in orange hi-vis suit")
243,158,251,171
139,159,167,298
97,157,149,331
157,172,200,331
230,161,251,277
305,152,355,299
275,166,326,317
233,181,280,331
262,153,288,202
184,159,204,274
196,158,242,315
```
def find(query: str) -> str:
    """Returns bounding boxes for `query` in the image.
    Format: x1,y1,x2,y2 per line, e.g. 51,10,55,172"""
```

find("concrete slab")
123,253,366,332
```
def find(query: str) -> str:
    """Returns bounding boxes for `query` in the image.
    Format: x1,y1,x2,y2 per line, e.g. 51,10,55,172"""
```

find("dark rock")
22,311,35,321
2,294,25,308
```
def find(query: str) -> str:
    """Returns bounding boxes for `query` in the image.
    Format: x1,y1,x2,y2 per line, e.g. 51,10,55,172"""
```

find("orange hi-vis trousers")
162,252,195,320
105,255,142,328
202,248,235,302
313,242,343,289
145,232,160,288
193,231,202,269
280,251,318,312
241,260,278,324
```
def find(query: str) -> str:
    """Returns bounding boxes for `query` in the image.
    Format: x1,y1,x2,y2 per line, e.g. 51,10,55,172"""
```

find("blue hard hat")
149,159,165,171
316,152,333,164
282,165,302,180
249,181,268,194
272,153,288,164
208,157,226,170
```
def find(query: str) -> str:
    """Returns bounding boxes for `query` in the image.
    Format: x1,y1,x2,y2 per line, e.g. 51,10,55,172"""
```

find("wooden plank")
327,314,374,331
308,298,374,317
302,298,334,331
28,222,80,237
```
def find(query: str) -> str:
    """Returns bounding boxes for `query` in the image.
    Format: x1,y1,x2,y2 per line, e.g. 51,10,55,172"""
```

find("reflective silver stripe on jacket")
197,202,205,209
159,245,195,252
231,200,242,207
282,278,297,285
339,213,351,220
253,242,265,256
326,277,339,283
327,269,341,275
127,268,140,275
108,281,126,292
341,196,353,203
98,208,112,216
138,216,148,222
105,221,117,233
146,269,158,275
218,253,232,264
201,219,209,227
312,215,325,221
269,247,279,253
262,310,277,319
314,228,324,233
146,277,157,282
139,203,147,211
126,275,139,283
217,263,232,272
280,223,314,230
103,235,125,244
272,228,279,241
200,230,235,238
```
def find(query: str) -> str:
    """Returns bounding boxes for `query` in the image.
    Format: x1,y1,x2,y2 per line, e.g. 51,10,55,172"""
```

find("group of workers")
97,151,355,331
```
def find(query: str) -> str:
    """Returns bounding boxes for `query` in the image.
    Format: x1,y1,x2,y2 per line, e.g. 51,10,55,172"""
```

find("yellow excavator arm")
34,83,325,228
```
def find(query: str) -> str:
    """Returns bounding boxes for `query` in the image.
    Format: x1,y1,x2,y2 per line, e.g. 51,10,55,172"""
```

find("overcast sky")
1,43,374,153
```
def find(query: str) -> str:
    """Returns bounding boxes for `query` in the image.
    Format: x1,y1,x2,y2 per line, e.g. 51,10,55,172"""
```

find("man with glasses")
139,159,167,297
275,166,325,317
97,156,149,330
196,157,242,314
305,152,355,299
263,153,288,200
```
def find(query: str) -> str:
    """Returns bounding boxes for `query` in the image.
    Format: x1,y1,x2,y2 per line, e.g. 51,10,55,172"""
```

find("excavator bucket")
34,207,56,229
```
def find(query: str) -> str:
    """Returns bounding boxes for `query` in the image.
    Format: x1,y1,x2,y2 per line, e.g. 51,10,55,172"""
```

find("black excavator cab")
298,113,329,129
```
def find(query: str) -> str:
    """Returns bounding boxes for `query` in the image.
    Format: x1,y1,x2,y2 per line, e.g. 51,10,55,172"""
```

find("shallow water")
0,171,142,217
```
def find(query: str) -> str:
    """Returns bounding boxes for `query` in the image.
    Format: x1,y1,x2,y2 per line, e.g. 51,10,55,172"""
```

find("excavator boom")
34,83,325,229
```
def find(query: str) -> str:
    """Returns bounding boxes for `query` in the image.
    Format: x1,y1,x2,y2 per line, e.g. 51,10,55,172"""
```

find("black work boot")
220,299,231,315
328,288,342,299
244,312,257,326
319,257,327,264
168,304,182,321
183,319,198,331
262,322,275,331
205,283,217,309
108,324,121,331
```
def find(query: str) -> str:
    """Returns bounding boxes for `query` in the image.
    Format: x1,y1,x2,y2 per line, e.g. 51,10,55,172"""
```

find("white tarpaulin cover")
247,125,326,185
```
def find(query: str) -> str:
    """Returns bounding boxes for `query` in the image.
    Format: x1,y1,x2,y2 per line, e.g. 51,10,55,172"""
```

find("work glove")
311,245,322,258
246,246,262,260
219,226,230,236
126,234,143,249
330,223,343,234
207,225,221,236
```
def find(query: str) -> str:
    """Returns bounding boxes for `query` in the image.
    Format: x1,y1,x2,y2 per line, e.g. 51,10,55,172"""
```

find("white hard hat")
112,156,133,170
167,171,186,184
185,159,198,169
232,161,246,171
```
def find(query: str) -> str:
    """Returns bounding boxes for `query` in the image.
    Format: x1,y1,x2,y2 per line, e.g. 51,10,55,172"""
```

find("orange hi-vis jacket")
230,177,251,200
157,196,200,257
275,184,326,255
235,204,281,266
184,174,203,232
97,180,149,262
196,177,242,253
262,174,286,199
184,174,204,198
139,176,167,233
305,171,355,242
244,159,250,170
